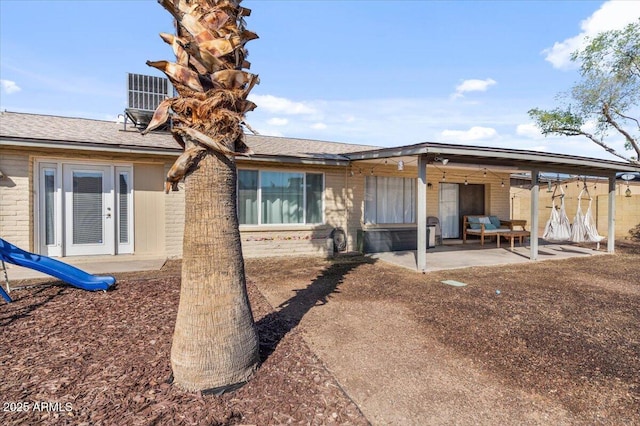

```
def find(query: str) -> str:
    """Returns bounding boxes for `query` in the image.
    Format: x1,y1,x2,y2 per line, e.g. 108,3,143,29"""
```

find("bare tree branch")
612,107,640,131
549,125,639,164
602,103,640,159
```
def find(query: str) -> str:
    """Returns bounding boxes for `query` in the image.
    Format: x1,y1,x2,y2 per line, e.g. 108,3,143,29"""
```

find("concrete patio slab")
368,240,607,272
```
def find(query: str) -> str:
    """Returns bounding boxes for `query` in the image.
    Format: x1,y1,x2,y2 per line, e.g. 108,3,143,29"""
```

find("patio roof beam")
608,175,617,253
417,154,428,272
345,142,640,177
530,170,540,261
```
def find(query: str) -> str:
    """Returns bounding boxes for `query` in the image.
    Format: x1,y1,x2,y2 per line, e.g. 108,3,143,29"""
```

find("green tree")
529,19,640,164
145,0,260,393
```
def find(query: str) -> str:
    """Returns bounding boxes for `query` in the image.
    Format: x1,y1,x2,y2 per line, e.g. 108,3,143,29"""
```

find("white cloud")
310,122,327,130
249,94,317,115
543,1,640,70
1,79,21,94
452,78,496,99
440,126,499,142
516,123,544,139
267,117,289,126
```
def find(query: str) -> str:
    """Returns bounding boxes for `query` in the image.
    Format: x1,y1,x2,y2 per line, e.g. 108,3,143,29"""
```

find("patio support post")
417,154,428,272
530,170,540,260
607,174,616,253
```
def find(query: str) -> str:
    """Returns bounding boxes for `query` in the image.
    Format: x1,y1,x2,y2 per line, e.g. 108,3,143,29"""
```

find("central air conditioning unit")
124,73,174,130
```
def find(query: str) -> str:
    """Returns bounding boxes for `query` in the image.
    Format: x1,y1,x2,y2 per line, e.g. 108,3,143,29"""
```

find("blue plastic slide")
0,285,11,303
0,238,115,297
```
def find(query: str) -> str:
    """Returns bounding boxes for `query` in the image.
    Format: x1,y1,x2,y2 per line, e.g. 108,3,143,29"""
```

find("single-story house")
1,111,638,271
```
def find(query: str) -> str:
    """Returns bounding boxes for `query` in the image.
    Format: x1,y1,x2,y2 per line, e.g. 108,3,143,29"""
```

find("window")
43,169,56,245
365,176,415,224
238,170,324,225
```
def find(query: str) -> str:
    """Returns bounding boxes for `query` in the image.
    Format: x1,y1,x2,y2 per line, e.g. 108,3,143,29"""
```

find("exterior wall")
597,194,640,238
133,163,166,255
353,163,512,241
1,143,519,260
0,149,31,249
510,178,640,238
0,146,174,256
164,166,186,258
164,161,347,258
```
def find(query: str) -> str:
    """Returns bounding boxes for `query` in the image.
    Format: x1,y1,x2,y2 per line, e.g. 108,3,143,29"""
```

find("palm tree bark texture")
144,0,260,393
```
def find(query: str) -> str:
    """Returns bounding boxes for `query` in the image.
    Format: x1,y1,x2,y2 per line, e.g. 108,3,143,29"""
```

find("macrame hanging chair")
570,182,604,243
543,185,572,241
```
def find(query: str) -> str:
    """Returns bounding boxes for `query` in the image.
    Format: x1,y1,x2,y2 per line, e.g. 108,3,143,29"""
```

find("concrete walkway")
2,254,167,282
368,239,607,272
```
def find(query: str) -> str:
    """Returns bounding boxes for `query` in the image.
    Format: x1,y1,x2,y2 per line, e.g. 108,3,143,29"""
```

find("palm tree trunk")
171,152,259,392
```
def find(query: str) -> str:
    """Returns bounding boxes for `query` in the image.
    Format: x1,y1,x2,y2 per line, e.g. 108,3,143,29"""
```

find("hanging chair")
543,185,572,241
570,182,604,243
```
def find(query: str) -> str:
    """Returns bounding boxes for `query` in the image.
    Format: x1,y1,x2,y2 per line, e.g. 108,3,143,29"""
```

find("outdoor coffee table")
502,230,530,249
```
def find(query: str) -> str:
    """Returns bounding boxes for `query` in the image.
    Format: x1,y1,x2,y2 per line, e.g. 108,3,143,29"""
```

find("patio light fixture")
434,156,449,165
397,160,404,171
620,173,635,198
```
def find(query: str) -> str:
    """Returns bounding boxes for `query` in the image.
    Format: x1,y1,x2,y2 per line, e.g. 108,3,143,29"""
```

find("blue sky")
1,0,639,160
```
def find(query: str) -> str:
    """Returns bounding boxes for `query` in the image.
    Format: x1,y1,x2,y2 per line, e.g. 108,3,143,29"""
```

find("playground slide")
0,238,115,292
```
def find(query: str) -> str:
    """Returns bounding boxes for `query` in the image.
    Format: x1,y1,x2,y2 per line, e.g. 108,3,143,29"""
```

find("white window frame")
237,168,325,227
364,176,416,225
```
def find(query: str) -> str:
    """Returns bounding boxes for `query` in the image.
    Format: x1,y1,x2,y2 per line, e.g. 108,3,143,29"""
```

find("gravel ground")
0,262,366,425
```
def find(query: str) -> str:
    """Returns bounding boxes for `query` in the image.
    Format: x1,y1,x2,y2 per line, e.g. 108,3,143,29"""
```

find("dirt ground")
245,241,640,425
1,241,638,425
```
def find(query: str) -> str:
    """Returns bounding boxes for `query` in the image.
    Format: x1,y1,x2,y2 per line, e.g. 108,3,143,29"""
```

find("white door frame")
34,160,133,256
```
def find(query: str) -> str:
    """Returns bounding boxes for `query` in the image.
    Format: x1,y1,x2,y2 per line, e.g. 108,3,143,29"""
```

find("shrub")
629,223,640,241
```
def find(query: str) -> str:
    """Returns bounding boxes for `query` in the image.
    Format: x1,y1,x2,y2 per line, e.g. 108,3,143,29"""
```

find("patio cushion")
479,217,491,225
484,223,497,230
468,217,482,229
489,215,501,228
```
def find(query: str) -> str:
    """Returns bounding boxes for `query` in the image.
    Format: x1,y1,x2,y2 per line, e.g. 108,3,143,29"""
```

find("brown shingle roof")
0,111,377,161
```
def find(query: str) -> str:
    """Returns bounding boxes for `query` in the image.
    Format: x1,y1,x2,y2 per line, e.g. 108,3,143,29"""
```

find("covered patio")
368,238,608,272
346,142,640,272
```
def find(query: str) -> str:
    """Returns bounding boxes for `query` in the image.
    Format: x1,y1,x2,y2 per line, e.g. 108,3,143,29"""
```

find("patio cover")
345,142,640,272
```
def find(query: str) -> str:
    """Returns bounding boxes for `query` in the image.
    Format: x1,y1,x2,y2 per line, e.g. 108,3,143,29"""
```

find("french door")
38,162,133,256
439,183,459,239
63,165,114,255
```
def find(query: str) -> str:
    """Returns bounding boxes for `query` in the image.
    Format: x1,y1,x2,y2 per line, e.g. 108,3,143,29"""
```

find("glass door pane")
38,163,62,257
118,173,129,244
44,170,56,245
439,183,460,239
72,171,104,245
64,165,114,256
116,166,134,254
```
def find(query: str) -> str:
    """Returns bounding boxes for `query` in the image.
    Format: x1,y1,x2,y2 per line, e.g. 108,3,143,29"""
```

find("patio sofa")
463,215,516,247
